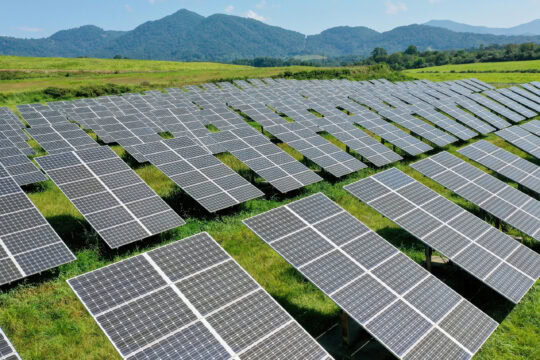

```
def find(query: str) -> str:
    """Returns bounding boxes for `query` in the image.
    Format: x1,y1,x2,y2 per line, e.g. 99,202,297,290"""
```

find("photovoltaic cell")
0,164,75,286
0,328,20,360
458,140,540,194
244,193,497,359
345,168,539,303
210,127,322,193
35,146,185,248
413,152,540,240
27,123,98,154
68,232,330,360
496,126,540,159
135,137,263,212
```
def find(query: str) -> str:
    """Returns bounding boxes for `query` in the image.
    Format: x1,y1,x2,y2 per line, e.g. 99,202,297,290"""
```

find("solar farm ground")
0,58,538,360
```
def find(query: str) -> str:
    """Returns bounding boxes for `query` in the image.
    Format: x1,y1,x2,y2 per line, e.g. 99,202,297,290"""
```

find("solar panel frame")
412,152,540,241
0,164,75,286
458,140,540,195
345,168,539,303
0,327,20,360
496,126,540,158
35,147,185,248
244,193,497,359
68,232,331,360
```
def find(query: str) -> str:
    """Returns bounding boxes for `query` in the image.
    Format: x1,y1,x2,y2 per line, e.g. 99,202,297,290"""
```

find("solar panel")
319,122,402,167
345,168,539,303
35,147,185,248
463,93,524,123
135,137,263,212
469,78,495,90
68,232,331,360
27,123,99,154
412,152,540,241
483,90,537,118
18,108,69,127
426,101,495,135
330,101,434,156
0,328,20,360
520,120,540,136
0,163,75,286
496,126,540,158
409,104,477,141
452,97,510,130
210,127,322,193
264,123,366,177
458,140,540,195
521,83,540,97
0,140,47,186
244,193,497,359
507,86,540,111
378,109,458,147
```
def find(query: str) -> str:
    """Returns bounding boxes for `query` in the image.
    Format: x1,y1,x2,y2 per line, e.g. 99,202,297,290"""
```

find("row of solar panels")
1,78,539,287
1,77,539,359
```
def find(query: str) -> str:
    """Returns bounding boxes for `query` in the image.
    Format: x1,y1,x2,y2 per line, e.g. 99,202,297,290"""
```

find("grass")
0,55,537,359
404,60,540,86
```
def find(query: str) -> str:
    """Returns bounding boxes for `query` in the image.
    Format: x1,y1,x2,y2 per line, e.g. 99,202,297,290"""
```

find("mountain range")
0,9,539,62
424,19,540,36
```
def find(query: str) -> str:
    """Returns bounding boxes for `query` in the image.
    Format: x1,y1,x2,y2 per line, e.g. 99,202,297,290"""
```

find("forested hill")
1,9,539,61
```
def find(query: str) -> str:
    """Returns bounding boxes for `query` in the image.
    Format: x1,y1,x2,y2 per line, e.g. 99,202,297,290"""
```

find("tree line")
231,43,540,69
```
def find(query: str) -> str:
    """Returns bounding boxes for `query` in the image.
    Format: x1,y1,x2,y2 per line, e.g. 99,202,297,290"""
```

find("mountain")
0,9,539,61
424,19,540,36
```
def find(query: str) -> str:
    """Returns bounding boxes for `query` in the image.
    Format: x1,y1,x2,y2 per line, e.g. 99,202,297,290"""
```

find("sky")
2,0,540,38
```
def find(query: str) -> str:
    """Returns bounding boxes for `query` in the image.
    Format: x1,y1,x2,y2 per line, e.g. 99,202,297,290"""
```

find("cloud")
385,2,407,15
224,5,234,14
124,4,134,12
246,10,265,21
256,0,266,9
17,26,43,33
148,0,155,4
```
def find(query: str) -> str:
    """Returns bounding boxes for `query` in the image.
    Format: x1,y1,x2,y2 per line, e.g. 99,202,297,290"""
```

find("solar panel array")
458,140,540,194
452,97,510,130
520,120,540,136
483,90,537,118
35,147,185,248
135,137,264,212
0,108,33,156
0,163,75,286
521,83,540,97
464,93,524,123
244,193,498,360
211,127,323,193
412,152,540,241
17,105,69,127
345,168,540,303
378,109,458,147
507,87,540,112
68,232,331,360
496,126,540,158
409,104,477,141
27,123,99,154
0,328,20,360
0,139,47,186
264,122,366,177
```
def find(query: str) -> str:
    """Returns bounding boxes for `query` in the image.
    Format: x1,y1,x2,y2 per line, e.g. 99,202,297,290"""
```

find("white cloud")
246,10,265,22
18,26,43,33
385,2,407,15
256,0,267,9
124,4,134,12
224,5,234,14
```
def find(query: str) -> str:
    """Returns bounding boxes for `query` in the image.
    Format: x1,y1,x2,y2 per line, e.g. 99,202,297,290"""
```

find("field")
405,59,540,86
0,56,538,360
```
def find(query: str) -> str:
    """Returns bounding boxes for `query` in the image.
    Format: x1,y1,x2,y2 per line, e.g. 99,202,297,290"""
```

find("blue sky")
2,0,540,38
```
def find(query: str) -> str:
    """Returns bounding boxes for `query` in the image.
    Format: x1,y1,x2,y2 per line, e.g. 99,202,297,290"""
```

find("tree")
371,47,388,62
404,45,418,55
113,55,122,59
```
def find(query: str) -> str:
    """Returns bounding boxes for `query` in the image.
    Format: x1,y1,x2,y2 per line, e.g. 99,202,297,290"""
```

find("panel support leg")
346,145,350,154
425,245,433,272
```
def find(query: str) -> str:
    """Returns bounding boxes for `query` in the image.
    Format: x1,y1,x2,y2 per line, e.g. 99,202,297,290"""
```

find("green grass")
404,60,540,86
